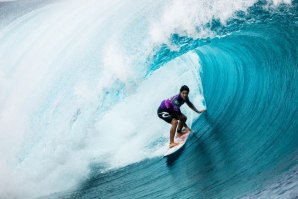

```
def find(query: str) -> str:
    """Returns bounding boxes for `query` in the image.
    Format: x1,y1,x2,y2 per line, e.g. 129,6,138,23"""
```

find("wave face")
0,0,297,198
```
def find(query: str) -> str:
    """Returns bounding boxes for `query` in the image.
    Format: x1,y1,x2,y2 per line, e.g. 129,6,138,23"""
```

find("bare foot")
176,128,191,138
184,127,191,133
169,142,179,148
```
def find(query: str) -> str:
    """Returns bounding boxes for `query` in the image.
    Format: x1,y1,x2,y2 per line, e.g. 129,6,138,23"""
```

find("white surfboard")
164,132,190,157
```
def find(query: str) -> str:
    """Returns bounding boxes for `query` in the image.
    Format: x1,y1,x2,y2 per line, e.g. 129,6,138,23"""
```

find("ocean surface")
0,0,297,198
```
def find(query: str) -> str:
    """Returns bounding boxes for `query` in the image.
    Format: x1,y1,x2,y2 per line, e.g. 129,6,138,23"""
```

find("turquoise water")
68,2,298,198
0,0,297,198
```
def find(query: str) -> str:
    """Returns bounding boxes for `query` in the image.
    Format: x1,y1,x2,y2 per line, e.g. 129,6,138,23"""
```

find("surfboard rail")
164,132,190,157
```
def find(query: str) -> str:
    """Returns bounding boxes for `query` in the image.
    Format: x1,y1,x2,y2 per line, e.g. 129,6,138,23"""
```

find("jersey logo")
174,100,179,105
160,112,170,118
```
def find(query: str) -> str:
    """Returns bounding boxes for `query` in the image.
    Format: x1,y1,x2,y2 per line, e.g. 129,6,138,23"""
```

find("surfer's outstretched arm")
186,100,205,113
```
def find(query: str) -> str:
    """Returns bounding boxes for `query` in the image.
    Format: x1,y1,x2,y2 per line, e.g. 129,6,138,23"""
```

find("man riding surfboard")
157,85,205,148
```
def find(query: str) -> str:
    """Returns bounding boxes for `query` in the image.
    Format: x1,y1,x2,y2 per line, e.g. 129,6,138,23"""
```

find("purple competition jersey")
159,94,191,116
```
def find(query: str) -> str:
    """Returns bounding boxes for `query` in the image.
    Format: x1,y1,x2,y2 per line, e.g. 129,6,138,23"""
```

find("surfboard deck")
164,132,190,157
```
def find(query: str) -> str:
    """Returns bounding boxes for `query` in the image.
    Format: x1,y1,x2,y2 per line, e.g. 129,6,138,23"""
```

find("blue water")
0,0,297,198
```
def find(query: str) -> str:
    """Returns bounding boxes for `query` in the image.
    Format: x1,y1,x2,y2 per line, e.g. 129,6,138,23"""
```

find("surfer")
157,85,205,148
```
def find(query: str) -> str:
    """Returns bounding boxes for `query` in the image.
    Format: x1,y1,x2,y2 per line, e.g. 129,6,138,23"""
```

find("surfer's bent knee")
179,115,187,122
171,119,178,126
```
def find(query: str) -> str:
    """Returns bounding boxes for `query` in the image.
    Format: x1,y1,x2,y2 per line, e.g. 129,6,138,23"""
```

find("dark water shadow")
165,145,186,166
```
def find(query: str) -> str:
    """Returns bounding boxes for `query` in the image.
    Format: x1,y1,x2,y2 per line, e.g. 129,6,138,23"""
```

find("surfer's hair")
180,85,189,93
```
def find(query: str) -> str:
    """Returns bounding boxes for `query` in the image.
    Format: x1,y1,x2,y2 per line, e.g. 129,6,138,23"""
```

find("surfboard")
164,132,190,157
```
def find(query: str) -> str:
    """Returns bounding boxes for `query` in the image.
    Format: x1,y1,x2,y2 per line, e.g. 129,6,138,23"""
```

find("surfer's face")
180,91,189,100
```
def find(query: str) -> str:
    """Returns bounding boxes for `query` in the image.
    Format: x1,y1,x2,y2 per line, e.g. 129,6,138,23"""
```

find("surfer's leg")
157,108,179,147
177,114,191,137
169,119,179,148
177,114,187,132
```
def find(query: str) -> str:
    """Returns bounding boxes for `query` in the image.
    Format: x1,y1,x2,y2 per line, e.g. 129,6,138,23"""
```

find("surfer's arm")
186,99,205,113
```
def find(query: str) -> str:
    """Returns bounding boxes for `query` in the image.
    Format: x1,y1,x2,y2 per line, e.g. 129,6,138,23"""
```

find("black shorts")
157,107,178,124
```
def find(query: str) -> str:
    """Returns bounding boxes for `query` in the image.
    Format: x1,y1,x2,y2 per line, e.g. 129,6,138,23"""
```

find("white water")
0,0,291,198
150,0,292,48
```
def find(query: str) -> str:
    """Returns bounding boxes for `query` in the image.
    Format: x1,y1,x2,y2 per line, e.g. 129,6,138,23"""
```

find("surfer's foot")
169,142,179,148
176,128,191,137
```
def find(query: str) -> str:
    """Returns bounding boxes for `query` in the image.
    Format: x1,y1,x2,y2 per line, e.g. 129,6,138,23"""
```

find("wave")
0,0,297,198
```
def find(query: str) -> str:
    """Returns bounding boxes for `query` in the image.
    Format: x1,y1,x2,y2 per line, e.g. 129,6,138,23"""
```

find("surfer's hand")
198,109,206,113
